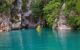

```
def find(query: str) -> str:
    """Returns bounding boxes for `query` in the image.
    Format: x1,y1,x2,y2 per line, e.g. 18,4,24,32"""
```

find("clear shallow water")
0,28,80,50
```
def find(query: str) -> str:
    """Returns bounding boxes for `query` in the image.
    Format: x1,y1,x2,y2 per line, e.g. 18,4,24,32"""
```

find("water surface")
0,28,80,50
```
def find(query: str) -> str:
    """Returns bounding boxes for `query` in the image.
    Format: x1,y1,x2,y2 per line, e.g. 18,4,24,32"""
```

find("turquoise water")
0,28,80,50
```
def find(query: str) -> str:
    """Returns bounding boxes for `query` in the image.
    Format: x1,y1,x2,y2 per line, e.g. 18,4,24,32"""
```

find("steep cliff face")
23,0,32,17
10,0,36,29
22,0,34,28
11,0,22,29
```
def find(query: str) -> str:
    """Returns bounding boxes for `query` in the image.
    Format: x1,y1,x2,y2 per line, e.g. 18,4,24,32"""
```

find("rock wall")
11,0,22,29
0,14,11,32
53,3,71,30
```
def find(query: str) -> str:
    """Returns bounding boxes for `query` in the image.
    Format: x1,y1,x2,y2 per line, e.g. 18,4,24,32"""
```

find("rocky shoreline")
0,14,43,32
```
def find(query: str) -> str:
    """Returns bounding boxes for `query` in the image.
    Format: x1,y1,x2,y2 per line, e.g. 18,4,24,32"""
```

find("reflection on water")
0,28,80,50
56,30,80,50
0,32,11,50
57,30,71,50
9,30,24,50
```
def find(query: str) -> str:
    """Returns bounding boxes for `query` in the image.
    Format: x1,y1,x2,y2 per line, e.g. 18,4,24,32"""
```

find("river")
0,28,80,50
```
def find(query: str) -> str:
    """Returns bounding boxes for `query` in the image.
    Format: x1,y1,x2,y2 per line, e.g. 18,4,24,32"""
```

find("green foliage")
76,0,80,13
64,0,76,15
31,0,43,17
67,16,80,29
65,0,76,10
0,0,13,12
65,0,80,29
43,0,61,27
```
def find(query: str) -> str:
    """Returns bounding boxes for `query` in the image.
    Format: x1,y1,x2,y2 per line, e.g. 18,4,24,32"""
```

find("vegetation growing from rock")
0,0,80,31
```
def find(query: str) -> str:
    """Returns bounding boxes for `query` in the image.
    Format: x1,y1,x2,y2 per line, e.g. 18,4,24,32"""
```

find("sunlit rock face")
53,3,71,30
0,15,11,32
57,12,71,30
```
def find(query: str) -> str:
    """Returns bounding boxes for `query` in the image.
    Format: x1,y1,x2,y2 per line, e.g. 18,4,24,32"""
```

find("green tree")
43,0,61,27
